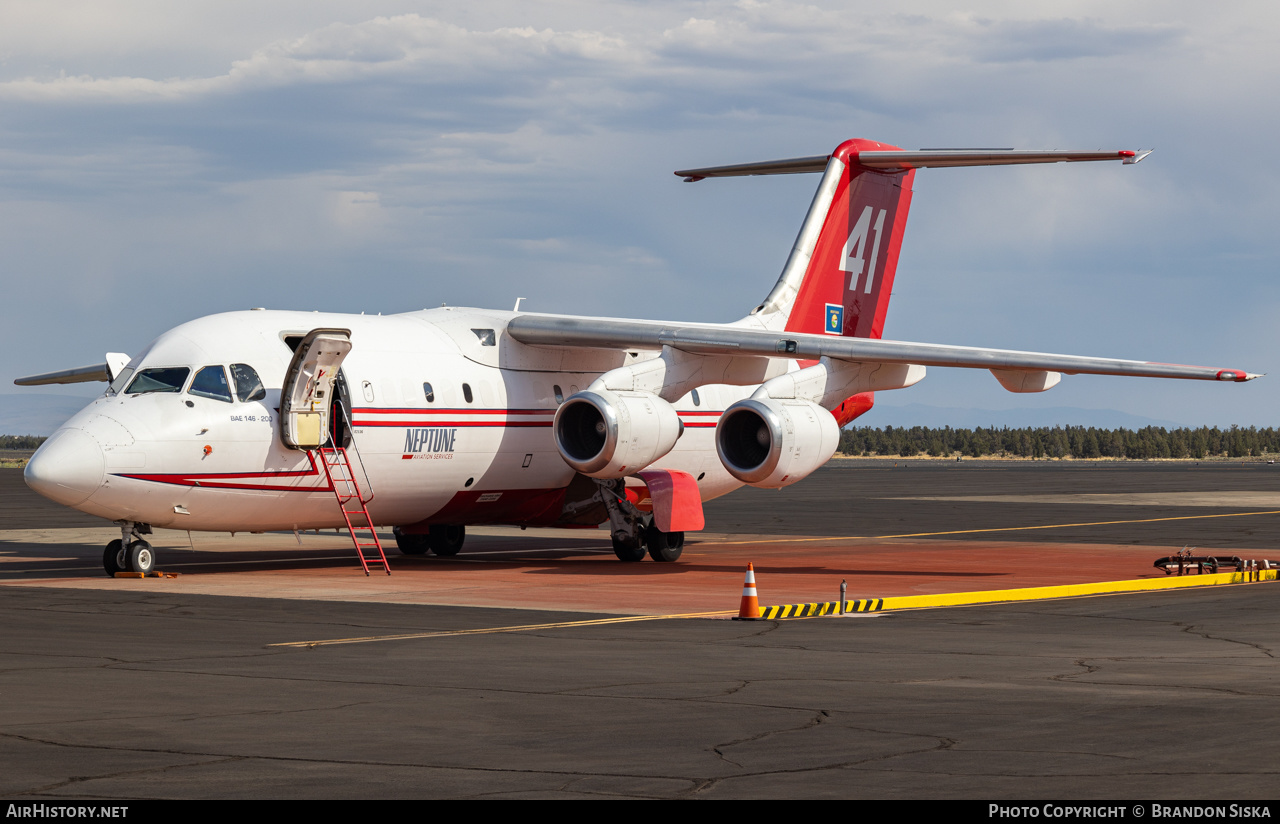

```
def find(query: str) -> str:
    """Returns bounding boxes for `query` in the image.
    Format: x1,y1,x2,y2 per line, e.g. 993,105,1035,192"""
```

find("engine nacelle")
553,389,683,479
715,398,839,488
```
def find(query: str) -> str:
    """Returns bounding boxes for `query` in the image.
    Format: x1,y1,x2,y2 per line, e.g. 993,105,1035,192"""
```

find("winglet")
1123,149,1153,165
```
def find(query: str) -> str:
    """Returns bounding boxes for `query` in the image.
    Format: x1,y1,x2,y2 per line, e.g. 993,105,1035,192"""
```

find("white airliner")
17,139,1259,577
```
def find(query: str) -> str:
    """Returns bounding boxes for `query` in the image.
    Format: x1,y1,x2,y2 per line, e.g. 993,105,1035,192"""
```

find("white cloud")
3,1,1280,425
0,14,643,102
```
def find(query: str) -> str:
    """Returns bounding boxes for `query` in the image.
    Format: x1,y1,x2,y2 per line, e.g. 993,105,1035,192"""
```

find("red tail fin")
784,139,915,341
674,139,1146,424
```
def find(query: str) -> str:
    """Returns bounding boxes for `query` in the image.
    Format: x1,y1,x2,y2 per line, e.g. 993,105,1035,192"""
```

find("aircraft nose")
24,428,107,507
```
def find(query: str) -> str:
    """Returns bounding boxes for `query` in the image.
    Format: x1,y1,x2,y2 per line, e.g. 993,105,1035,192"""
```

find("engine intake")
716,398,839,488
554,389,683,478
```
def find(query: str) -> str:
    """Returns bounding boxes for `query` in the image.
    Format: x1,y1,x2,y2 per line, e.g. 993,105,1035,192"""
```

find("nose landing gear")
103,521,154,576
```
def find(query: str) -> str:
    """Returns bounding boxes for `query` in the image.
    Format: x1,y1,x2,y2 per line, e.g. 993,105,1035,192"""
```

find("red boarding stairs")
314,444,390,575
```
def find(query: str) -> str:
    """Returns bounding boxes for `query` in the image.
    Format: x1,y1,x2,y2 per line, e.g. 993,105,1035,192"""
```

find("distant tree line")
839,425,1280,460
0,435,46,449
3,428,1277,460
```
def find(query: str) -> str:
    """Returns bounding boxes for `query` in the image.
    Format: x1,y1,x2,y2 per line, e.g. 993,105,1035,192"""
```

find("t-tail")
675,140,1150,423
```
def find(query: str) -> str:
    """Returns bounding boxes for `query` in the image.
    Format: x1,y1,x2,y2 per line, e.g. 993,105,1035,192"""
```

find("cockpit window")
189,366,233,403
230,364,266,402
109,367,135,395
125,367,190,395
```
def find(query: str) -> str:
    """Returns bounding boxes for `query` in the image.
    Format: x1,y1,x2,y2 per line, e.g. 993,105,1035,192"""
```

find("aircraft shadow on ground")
0,533,1014,580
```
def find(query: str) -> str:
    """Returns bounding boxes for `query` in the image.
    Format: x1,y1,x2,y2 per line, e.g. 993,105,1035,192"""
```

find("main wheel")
611,534,646,562
103,539,125,577
127,540,155,574
429,525,465,557
393,526,430,556
644,527,685,562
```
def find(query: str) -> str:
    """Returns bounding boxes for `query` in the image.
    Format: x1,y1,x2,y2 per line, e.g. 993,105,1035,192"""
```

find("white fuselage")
27,308,758,532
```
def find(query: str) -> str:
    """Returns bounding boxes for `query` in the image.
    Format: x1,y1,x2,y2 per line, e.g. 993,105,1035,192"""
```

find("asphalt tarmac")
3,460,1280,799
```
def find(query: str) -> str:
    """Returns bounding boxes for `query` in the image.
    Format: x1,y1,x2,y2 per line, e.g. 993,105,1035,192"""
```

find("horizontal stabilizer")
15,352,131,387
15,363,112,386
676,149,1147,180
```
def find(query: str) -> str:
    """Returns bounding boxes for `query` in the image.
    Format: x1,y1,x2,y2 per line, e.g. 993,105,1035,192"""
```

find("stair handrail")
334,400,376,503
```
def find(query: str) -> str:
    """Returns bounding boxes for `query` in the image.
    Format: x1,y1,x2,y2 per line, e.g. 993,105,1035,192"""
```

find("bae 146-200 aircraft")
17,139,1261,577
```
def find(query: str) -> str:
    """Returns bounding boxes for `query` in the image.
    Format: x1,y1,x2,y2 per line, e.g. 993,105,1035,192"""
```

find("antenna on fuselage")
513,297,526,311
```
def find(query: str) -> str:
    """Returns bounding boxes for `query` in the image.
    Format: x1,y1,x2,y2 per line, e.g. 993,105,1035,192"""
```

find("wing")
507,314,1259,383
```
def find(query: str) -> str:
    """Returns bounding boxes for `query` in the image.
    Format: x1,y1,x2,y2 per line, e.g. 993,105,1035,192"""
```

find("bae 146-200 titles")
17,139,1261,576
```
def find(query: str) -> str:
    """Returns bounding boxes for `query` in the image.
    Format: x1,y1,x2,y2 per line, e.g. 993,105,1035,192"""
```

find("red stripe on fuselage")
351,407,554,415
352,407,723,428
113,452,334,493
355,420,552,427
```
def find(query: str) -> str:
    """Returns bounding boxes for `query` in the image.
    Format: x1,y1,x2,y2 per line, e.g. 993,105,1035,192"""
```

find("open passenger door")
280,328,352,450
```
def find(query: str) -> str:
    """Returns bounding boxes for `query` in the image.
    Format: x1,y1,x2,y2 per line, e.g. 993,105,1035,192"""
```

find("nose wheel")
102,538,156,575
103,539,126,576
104,521,156,576
127,540,155,574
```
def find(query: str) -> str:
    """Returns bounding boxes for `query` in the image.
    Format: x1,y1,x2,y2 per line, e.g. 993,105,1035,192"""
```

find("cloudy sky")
2,1,1277,427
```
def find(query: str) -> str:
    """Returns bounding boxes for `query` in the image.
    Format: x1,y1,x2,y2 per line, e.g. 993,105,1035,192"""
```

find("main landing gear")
597,479,684,563
392,525,466,557
103,521,155,576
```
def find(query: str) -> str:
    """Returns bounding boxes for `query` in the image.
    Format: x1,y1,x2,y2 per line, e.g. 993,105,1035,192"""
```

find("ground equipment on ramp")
1154,549,1276,576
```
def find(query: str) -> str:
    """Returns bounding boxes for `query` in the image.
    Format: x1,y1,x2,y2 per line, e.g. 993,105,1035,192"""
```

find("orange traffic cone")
734,563,761,620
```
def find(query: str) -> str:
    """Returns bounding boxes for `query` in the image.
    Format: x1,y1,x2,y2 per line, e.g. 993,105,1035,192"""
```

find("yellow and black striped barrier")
757,599,883,619
753,569,1277,620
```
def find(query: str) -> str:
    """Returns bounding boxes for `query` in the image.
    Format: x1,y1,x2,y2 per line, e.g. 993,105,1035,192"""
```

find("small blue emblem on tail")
824,303,843,335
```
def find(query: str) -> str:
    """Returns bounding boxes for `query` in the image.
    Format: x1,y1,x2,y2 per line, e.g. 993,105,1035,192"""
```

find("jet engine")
715,398,839,488
553,389,683,478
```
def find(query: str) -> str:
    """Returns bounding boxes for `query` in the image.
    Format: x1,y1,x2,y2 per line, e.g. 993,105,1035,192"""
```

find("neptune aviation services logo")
403,428,457,460
824,303,844,335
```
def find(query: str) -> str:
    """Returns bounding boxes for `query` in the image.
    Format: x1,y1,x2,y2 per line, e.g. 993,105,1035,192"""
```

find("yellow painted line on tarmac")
755,569,1278,619
269,610,734,648
713,509,1280,546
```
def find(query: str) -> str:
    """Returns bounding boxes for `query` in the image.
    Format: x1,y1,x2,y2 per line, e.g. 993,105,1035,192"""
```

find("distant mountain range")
0,394,1200,438
0,393,96,436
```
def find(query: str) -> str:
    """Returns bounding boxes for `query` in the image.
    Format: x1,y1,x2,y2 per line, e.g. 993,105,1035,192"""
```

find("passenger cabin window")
189,366,233,403
471,328,496,346
230,364,266,402
691,389,701,407
125,367,189,395
553,385,564,404
462,383,474,403
423,382,435,403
